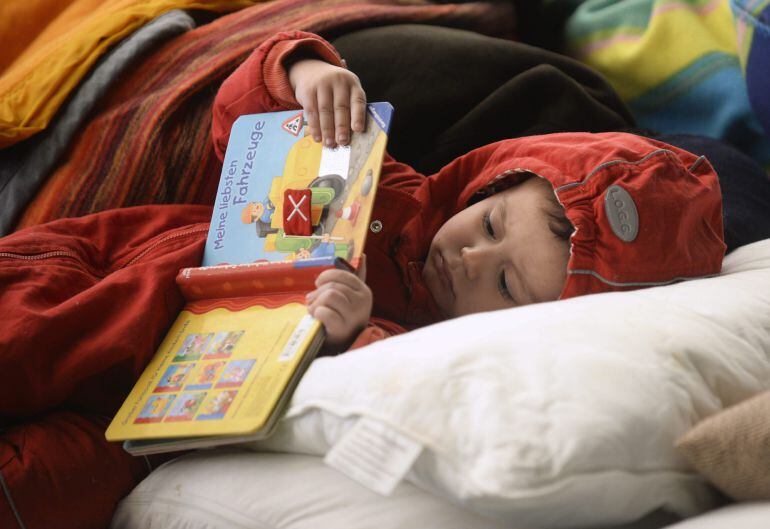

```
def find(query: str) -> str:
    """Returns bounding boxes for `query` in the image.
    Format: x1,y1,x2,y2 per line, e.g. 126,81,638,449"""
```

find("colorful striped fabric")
732,0,770,138
564,0,770,169
15,0,515,231
0,10,197,236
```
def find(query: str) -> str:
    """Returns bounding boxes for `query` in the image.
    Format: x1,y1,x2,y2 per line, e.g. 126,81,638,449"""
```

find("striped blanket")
15,0,515,230
564,0,770,169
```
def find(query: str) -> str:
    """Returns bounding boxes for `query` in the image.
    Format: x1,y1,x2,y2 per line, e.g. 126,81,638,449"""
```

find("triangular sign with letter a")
282,112,303,136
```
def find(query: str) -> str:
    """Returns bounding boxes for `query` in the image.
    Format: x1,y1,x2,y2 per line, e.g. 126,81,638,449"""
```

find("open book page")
106,295,321,442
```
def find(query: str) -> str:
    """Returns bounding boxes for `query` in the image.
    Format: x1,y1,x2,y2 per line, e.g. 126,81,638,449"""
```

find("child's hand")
306,255,372,350
288,58,366,147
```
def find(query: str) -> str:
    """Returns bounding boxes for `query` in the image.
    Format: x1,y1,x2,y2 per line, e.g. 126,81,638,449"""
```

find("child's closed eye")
483,213,495,239
498,271,515,303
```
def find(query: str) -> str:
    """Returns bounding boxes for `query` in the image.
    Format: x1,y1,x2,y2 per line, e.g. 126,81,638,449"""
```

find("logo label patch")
604,185,639,242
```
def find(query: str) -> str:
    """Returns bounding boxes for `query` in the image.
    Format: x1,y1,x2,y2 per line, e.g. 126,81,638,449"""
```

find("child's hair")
471,171,574,242
542,192,574,242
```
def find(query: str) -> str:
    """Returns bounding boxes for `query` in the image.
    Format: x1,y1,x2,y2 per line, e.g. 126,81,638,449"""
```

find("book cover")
106,104,392,454
204,102,393,269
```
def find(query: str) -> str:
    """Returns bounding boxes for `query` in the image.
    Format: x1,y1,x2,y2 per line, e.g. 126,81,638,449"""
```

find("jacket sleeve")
316,317,406,356
378,154,426,195
212,31,427,193
211,31,345,160
347,317,409,350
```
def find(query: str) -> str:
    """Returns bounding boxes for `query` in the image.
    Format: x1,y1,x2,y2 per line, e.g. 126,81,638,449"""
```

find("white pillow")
246,239,770,528
112,451,512,529
664,502,770,529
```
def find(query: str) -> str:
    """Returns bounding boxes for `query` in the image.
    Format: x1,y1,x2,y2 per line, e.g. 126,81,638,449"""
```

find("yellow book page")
106,301,320,441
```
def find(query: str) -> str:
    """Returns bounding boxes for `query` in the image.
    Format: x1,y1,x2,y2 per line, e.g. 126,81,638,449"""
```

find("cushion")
116,239,770,528
664,502,770,529
676,390,770,501
111,451,512,529
114,450,691,529
248,238,770,527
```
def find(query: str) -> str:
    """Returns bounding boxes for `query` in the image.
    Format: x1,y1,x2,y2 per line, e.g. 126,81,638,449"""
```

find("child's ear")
356,254,367,281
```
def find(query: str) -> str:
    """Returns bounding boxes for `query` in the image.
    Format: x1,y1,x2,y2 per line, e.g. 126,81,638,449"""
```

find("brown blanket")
333,24,634,174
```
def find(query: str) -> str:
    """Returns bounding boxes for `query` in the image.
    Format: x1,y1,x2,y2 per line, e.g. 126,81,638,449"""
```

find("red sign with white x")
283,188,313,236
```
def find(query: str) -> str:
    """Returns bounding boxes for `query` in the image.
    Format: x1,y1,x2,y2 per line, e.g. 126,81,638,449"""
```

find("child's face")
422,177,570,318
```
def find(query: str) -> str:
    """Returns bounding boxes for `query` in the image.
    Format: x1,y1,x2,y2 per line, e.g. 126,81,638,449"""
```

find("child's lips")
435,251,456,299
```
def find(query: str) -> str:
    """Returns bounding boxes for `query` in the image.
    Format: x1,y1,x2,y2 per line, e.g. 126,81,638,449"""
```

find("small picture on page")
173,333,214,362
134,395,175,424
215,359,255,389
196,390,237,420
185,361,226,390
203,330,244,359
154,363,195,393
164,392,206,422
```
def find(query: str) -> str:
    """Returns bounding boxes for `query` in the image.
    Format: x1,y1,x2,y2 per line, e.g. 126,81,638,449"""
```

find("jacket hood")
414,132,726,300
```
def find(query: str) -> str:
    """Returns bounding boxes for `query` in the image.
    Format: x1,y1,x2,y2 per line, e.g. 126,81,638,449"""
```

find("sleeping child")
211,31,726,354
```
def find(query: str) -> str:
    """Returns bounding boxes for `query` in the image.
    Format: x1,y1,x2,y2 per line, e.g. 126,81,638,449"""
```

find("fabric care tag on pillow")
324,417,423,496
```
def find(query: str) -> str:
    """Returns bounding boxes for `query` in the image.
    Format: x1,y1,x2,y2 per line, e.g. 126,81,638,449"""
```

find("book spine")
176,258,340,301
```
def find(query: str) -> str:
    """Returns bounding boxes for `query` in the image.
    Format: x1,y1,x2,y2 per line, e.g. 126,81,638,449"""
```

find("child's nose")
460,246,488,281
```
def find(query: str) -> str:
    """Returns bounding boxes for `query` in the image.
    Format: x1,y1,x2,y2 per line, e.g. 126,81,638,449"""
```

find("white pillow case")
248,239,770,528
112,451,513,529
665,502,770,529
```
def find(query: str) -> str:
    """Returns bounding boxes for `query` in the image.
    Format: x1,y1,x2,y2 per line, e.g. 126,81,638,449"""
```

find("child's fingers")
306,281,362,307
356,253,367,281
301,90,322,143
350,85,367,133
308,290,353,342
308,287,354,316
310,305,345,338
333,82,352,146
315,268,367,290
316,85,336,147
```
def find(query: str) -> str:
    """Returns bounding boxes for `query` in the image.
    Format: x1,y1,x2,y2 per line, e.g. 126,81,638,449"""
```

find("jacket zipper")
0,250,79,260
121,225,209,269
0,225,209,275
0,248,103,279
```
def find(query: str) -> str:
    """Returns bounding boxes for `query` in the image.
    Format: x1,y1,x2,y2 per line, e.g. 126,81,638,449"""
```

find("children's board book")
106,103,393,455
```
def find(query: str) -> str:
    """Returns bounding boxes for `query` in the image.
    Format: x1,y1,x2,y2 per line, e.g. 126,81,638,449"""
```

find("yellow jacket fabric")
0,0,80,75
0,0,266,148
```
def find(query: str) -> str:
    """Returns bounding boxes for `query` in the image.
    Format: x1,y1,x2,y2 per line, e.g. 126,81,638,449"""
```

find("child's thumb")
356,254,367,281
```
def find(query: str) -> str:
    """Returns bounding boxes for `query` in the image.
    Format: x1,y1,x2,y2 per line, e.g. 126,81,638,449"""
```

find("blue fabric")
632,60,770,169
743,2,770,137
